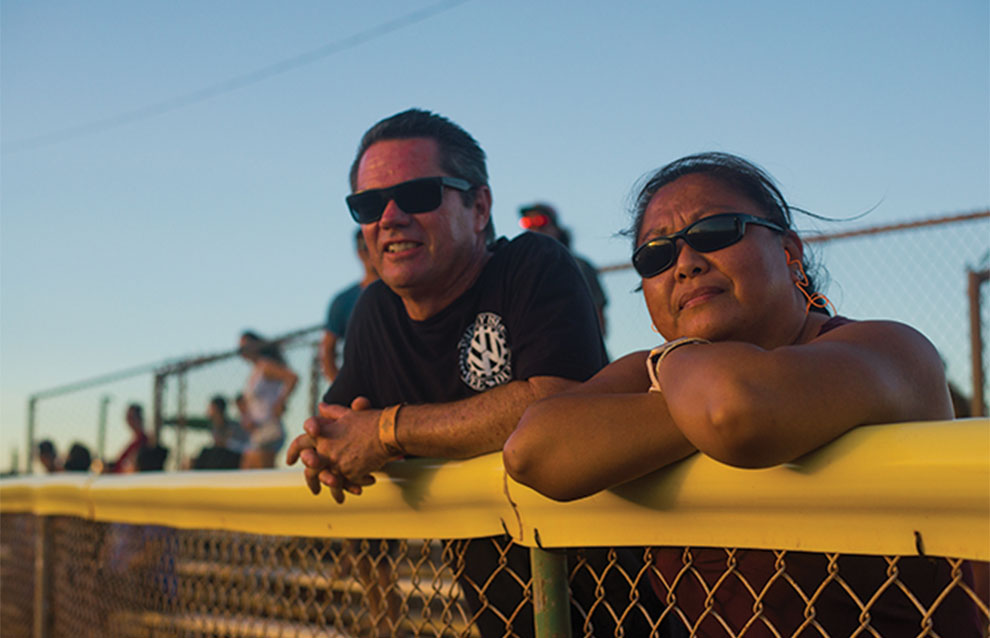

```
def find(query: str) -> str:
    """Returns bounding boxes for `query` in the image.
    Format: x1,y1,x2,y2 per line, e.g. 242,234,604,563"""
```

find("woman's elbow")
503,416,582,502
502,429,534,485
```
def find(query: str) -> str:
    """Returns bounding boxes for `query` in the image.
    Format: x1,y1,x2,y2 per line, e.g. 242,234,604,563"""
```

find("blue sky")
2,1,988,469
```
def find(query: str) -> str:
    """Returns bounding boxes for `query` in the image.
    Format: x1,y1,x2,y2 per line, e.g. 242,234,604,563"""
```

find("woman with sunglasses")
503,153,981,635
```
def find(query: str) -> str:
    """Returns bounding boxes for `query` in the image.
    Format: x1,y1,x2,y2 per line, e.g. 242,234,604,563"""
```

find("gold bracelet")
377,404,405,457
646,337,711,393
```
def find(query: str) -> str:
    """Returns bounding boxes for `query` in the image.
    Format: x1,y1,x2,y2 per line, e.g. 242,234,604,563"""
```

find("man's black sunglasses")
346,176,473,224
632,213,785,278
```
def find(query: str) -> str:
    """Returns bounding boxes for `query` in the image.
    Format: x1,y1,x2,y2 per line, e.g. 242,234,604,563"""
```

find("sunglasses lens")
686,216,743,252
519,214,549,229
394,179,443,214
633,240,676,277
347,191,386,224
346,178,446,223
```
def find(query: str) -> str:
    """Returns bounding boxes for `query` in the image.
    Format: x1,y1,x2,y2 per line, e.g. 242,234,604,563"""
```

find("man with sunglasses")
287,109,623,637
519,202,609,336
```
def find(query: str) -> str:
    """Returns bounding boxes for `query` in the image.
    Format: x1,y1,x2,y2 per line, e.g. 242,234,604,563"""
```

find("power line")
3,0,471,154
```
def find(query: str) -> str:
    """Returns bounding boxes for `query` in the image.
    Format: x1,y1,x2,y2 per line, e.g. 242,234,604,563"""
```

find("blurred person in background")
321,229,379,384
107,403,148,473
238,331,298,469
136,442,169,472
505,152,982,636
518,202,609,336
37,439,60,473
193,395,247,469
63,443,92,472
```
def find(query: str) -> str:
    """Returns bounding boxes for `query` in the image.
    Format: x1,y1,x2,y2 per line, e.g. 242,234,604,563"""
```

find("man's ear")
473,185,493,234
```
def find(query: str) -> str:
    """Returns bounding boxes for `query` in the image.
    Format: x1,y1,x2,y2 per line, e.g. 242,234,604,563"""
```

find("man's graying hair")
349,108,495,244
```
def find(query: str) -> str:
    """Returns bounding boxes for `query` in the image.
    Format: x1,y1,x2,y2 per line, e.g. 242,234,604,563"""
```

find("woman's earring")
785,250,835,315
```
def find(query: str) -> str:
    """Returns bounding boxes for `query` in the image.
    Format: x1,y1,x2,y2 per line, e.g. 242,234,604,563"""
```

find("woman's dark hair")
627,152,828,313
239,330,286,364
209,395,227,413
64,443,92,472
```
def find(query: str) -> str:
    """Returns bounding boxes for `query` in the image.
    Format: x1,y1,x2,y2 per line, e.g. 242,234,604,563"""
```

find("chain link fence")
22,329,324,475
4,416,988,637
1,514,986,636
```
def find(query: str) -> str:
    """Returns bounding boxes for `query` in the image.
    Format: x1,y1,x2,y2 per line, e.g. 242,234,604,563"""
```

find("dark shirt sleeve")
500,234,608,381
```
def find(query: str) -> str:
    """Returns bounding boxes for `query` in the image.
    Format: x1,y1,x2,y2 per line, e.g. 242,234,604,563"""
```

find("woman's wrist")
646,337,711,393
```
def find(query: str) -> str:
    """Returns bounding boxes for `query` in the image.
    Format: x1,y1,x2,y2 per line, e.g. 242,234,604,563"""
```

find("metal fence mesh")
0,512,37,638
3,513,986,637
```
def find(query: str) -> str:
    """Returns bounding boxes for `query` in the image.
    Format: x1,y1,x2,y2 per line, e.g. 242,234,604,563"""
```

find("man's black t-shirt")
321,232,651,638
325,232,607,407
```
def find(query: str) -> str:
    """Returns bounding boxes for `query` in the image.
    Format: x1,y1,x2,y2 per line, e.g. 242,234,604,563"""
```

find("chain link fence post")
530,547,572,638
97,395,110,461
309,339,321,417
26,397,37,475
968,268,989,416
32,516,51,638
176,370,188,467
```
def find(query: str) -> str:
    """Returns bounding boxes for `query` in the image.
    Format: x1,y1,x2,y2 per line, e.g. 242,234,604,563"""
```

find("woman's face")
239,336,257,362
638,173,802,346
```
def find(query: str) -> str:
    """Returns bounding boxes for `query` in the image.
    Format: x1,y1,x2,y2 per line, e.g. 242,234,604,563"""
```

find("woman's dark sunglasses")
346,176,473,224
632,213,785,278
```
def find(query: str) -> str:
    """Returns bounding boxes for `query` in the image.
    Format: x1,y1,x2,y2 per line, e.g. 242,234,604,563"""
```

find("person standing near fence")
503,152,982,636
320,229,378,383
518,202,609,337
238,331,298,469
107,404,149,473
286,109,649,638
37,439,60,473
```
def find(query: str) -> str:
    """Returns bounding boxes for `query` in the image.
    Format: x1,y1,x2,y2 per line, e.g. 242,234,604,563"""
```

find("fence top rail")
2,418,987,560
27,324,324,401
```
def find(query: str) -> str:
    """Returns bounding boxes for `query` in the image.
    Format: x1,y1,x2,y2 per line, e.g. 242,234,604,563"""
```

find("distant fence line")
19,209,990,474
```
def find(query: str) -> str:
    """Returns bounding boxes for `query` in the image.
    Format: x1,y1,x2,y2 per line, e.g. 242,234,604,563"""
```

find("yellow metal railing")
2,418,988,637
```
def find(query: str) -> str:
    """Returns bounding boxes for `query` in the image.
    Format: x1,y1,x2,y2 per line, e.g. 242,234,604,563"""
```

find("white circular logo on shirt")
459,312,512,391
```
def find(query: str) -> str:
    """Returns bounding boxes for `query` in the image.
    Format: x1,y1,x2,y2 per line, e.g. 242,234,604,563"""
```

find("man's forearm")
392,376,577,459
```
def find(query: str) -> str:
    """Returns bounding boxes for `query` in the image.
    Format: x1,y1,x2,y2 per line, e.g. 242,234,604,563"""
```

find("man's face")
355,138,489,304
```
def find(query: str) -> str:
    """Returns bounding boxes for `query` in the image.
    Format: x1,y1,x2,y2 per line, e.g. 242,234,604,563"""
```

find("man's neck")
400,248,492,321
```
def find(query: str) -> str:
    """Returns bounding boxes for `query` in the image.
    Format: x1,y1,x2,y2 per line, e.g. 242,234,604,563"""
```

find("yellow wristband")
378,404,405,457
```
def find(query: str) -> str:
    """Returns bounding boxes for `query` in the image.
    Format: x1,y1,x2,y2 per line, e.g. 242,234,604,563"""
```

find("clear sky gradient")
2,1,988,469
